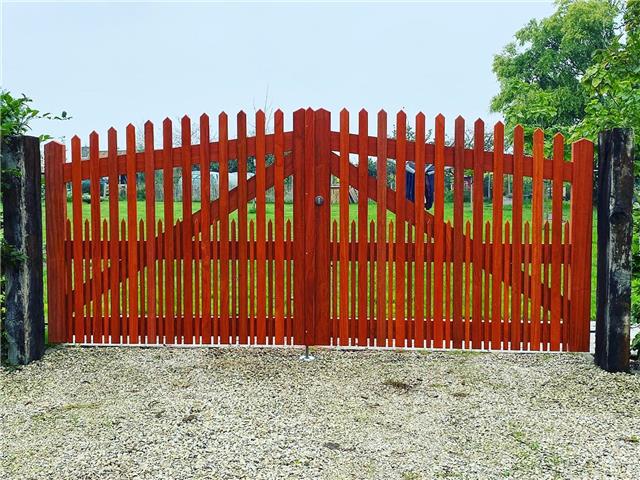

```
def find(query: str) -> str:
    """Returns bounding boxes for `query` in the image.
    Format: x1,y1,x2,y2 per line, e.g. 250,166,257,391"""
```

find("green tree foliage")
1,90,69,142
490,0,619,152
573,0,640,330
574,0,640,140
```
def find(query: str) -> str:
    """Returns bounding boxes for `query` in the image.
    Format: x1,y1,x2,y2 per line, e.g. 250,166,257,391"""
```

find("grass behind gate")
34,200,597,332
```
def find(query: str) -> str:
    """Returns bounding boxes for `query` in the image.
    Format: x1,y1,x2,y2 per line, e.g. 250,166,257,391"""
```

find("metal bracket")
299,345,315,361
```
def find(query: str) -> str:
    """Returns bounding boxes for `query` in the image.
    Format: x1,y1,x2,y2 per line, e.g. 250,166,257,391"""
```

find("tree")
574,0,639,140
490,0,619,152
573,0,639,331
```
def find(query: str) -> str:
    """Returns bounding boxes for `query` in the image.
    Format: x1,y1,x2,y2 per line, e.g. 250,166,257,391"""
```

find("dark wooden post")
1,136,45,365
595,129,634,372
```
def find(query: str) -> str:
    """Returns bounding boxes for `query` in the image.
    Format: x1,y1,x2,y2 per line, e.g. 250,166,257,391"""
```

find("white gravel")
1,346,639,479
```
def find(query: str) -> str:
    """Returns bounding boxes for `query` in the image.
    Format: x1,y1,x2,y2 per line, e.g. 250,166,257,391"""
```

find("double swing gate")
44,108,594,351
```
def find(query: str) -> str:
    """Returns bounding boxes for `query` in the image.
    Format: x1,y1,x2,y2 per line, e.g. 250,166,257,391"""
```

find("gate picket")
531,129,544,351
162,118,175,344
274,110,285,345
256,111,267,344
376,111,387,347
219,113,230,345
357,110,369,346
237,112,249,345
434,114,445,348
395,112,406,347
200,114,212,344
491,122,504,350
451,116,464,349
339,109,350,345
89,132,102,343
472,119,484,349
181,116,194,344
415,114,426,348
511,125,524,350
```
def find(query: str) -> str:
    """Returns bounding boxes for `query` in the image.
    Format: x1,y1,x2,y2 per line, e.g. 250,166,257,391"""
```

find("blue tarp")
405,161,435,209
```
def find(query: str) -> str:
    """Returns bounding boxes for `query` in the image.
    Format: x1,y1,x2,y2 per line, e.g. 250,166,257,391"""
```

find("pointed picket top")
358,108,368,125
163,117,172,127
125,124,136,143
572,137,593,147
377,109,387,121
71,135,81,145
181,116,191,141
474,117,485,130
200,114,210,146
340,107,349,117
255,109,265,128
493,121,504,147
88,132,99,159
107,128,117,155
274,109,283,125
533,127,544,141
396,110,407,124
435,114,445,139
454,115,465,131
293,107,306,116
218,112,228,134
125,124,136,151
43,139,64,158
236,110,246,122
553,132,565,163
142,119,152,130
416,112,426,124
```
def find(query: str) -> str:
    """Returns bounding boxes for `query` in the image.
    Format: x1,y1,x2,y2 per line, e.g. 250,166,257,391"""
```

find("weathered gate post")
1,136,45,365
595,129,634,372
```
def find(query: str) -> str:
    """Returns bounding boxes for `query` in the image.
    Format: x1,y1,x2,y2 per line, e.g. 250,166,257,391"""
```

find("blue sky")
2,1,555,146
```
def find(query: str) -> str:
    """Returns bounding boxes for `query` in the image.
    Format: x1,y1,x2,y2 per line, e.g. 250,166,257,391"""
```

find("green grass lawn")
52,198,597,318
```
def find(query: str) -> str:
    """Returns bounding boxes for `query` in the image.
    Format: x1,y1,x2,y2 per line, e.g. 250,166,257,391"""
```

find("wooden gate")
44,108,593,351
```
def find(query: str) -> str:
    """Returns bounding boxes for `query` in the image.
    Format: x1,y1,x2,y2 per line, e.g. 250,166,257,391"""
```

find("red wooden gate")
44,108,593,351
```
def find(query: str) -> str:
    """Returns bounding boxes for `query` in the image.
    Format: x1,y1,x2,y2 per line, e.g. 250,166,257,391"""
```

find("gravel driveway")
2,346,639,479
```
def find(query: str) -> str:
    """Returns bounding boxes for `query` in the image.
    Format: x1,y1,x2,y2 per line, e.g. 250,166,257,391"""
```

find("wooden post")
1,136,45,365
595,129,634,372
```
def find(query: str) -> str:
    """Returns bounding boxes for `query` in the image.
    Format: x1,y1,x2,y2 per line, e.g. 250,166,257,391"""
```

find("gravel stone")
1,346,639,479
